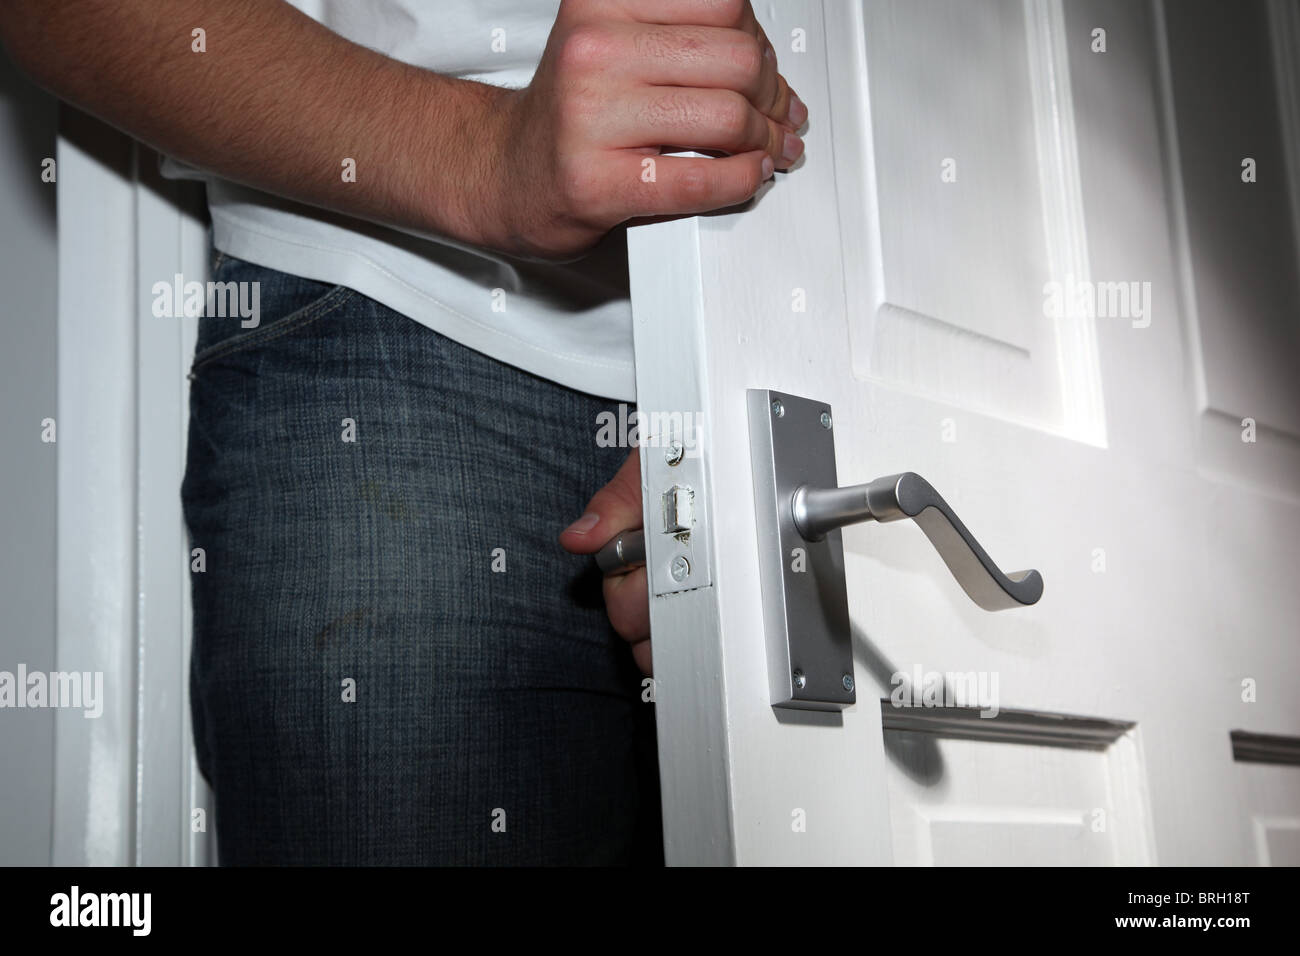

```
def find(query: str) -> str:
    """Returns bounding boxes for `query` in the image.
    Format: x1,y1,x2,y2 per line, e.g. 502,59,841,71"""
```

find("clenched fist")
489,0,808,259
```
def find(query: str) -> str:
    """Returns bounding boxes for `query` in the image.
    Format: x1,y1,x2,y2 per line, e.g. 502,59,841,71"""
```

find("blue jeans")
182,253,660,865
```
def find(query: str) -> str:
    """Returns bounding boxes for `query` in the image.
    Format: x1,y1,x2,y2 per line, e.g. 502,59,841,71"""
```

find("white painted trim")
628,215,736,866
53,116,138,867
1151,0,1209,419
1023,0,1106,447
53,114,212,866
1106,730,1158,866
134,156,211,866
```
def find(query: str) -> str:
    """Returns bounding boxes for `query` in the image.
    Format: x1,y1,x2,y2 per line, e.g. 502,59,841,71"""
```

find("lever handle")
594,529,647,575
792,472,1043,611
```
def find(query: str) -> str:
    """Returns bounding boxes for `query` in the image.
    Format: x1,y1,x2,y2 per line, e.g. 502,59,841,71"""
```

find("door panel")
1160,0,1300,495
886,734,1148,866
848,0,1104,443
882,705,1154,865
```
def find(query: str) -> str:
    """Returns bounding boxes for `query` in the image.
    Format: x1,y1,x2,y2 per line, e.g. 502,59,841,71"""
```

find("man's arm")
0,0,517,252
0,0,805,261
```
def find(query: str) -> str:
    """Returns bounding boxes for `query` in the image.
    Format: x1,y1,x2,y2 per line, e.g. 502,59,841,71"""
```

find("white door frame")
53,109,212,866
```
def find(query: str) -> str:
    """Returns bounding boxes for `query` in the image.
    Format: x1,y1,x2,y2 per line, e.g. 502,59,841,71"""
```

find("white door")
628,0,1300,866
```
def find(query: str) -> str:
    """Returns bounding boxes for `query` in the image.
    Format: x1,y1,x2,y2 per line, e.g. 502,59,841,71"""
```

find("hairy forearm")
0,0,513,249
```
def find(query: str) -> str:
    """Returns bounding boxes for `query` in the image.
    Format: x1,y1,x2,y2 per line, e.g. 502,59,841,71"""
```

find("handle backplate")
748,389,856,711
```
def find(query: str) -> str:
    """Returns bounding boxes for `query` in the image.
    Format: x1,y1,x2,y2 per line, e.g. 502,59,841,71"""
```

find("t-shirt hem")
209,209,637,403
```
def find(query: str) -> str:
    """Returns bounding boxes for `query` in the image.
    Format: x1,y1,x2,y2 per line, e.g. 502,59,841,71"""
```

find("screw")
670,554,691,582
664,441,685,466
842,673,855,693
772,400,785,418
793,670,806,690
820,411,833,429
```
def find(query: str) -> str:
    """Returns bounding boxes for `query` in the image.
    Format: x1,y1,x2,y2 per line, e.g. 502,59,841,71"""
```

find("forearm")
0,0,511,249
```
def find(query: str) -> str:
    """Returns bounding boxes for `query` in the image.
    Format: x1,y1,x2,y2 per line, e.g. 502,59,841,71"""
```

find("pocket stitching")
190,285,356,373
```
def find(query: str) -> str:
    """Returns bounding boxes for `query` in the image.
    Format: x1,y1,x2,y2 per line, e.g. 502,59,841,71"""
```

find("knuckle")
673,163,714,204
715,93,753,142
555,156,608,223
711,0,749,27
731,33,765,84
557,24,613,72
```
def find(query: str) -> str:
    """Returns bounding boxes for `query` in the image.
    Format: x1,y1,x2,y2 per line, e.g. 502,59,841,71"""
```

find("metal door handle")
791,472,1043,611
594,530,646,574
596,472,1041,611
596,472,1042,611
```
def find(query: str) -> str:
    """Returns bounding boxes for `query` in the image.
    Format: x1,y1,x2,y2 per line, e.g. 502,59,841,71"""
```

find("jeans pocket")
189,254,356,373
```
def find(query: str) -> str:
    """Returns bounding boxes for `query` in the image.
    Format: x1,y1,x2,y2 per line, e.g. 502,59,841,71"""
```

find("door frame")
52,108,212,866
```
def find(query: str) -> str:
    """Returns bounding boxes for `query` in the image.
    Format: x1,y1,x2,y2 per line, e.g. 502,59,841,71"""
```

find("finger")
614,88,792,164
604,567,650,643
596,1,808,129
610,0,753,29
737,10,808,129
763,67,798,129
617,24,795,126
611,150,773,221
559,447,643,554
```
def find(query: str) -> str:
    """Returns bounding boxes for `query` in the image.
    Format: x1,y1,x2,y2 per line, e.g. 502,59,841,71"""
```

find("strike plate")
748,389,855,710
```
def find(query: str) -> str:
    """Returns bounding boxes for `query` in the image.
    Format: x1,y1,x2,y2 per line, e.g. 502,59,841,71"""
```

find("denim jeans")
182,253,660,865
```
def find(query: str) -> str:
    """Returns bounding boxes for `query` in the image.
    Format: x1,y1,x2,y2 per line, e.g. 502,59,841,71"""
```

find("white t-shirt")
169,0,636,401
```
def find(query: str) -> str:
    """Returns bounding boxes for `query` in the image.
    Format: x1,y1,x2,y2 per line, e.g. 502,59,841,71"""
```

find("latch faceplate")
643,419,712,596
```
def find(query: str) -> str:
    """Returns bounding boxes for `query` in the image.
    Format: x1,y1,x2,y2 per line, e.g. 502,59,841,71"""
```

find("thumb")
560,447,643,554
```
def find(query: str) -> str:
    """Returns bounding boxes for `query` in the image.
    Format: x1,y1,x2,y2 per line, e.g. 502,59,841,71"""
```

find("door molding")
53,109,212,866
881,702,1134,749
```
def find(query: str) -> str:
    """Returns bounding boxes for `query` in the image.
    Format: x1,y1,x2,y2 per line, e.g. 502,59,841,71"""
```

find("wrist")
407,73,524,255
467,83,538,257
